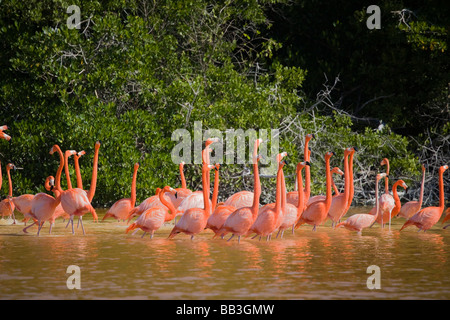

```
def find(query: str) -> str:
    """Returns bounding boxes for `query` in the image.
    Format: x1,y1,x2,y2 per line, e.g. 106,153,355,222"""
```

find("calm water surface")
1,207,449,300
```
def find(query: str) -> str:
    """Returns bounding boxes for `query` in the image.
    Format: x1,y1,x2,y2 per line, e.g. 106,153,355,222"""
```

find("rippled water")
1,207,449,300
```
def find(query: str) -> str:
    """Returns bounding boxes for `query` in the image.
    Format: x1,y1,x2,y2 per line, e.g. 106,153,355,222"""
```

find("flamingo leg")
49,223,53,234
237,235,241,244
23,221,37,233
227,234,234,242
37,221,44,236
141,232,147,238
276,230,281,238
79,217,86,235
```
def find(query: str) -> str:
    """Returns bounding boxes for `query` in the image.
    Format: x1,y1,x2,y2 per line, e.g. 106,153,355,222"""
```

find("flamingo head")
45,176,55,191
440,165,449,173
214,163,220,171
95,141,101,150
331,167,344,176
305,133,315,141
77,150,86,158
376,173,387,181
325,151,335,160
205,137,220,147
380,158,389,168
0,131,11,141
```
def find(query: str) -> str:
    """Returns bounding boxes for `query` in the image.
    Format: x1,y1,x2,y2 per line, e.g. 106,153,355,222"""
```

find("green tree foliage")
0,0,425,206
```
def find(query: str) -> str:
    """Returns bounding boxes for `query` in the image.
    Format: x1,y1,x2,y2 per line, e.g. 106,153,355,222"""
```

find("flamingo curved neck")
64,152,73,189
74,155,83,189
296,165,304,217
88,143,100,202
211,168,219,212
130,165,139,207
53,146,65,192
180,163,187,189
418,166,425,208
159,190,177,220
324,156,332,211
438,168,446,210
6,167,13,197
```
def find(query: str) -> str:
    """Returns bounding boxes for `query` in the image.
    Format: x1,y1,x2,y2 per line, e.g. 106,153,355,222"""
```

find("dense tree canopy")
0,0,448,206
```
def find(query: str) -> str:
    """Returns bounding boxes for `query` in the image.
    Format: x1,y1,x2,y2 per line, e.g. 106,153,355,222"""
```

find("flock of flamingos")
0,125,449,242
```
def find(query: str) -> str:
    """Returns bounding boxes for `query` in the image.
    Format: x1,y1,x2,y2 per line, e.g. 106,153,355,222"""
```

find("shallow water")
1,207,449,300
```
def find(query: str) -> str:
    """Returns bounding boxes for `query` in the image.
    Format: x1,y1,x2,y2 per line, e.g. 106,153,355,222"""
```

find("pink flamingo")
213,139,264,242
295,151,335,231
327,147,354,227
246,158,287,241
102,163,140,221
287,133,314,207
50,145,97,235
172,139,218,221
0,163,17,223
400,165,448,232
206,163,236,237
390,179,408,218
168,164,214,240
377,158,395,229
398,164,425,219
336,173,386,234
23,176,62,235
277,161,309,238
126,186,180,238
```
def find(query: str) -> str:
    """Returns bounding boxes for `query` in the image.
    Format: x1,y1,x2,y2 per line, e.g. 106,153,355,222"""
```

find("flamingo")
336,173,386,234
287,133,314,207
246,158,287,241
172,139,219,221
295,151,335,231
168,164,215,240
390,179,408,218
327,147,356,227
400,165,448,232
206,163,236,237
102,163,140,221
277,161,309,238
23,176,63,235
0,163,17,223
213,139,264,242
398,164,426,219
50,144,97,235
126,186,180,238
377,158,395,229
